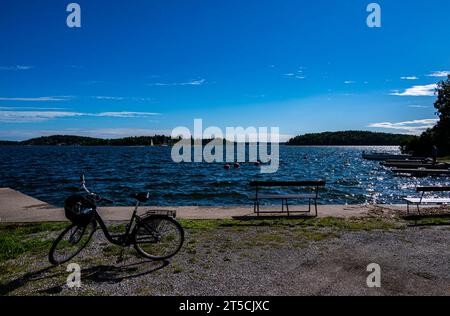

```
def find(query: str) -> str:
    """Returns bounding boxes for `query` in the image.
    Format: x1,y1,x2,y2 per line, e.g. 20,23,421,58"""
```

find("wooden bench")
404,186,450,214
248,181,326,217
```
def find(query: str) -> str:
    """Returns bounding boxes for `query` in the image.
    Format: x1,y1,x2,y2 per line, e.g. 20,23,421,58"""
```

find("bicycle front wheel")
133,215,184,260
49,221,96,265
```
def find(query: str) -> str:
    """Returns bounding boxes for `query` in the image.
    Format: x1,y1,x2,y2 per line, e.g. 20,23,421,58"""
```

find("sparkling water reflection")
0,145,448,207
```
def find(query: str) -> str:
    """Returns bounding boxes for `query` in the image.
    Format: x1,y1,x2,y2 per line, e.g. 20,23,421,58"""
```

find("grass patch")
172,262,183,274
410,216,450,226
0,217,403,263
258,233,285,243
299,229,339,241
107,224,126,233
0,222,67,262
180,217,403,231
102,245,122,257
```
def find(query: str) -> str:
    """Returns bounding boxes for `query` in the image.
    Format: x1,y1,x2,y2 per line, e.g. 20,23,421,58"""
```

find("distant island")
0,135,175,146
0,131,417,147
286,131,417,146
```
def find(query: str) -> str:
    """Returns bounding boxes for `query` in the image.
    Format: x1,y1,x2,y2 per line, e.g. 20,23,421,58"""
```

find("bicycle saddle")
131,192,150,203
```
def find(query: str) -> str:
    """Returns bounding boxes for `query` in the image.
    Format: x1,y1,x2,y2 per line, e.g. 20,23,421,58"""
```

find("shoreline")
0,187,417,223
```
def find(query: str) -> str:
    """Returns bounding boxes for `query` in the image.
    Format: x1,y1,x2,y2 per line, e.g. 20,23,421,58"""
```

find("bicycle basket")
64,194,96,226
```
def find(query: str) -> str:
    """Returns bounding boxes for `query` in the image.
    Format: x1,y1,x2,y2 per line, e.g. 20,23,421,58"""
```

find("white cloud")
0,111,160,123
94,96,155,102
344,81,356,84
0,65,33,71
407,105,430,109
149,79,206,87
0,96,71,102
426,71,450,77
400,76,419,80
0,106,66,110
94,112,160,118
368,119,438,135
283,73,305,80
390,84,437,96
94,96,126,100
0,111,82,123
186,79,206,86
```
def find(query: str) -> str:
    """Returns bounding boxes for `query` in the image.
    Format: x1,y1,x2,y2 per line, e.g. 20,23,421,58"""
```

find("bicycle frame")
92,201,142,247
79,173,169,248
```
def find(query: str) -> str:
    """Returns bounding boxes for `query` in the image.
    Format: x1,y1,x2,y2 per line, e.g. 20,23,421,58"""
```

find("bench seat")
248,194,317,200
404,198,450,204
249,180,325,216
404,186,450,215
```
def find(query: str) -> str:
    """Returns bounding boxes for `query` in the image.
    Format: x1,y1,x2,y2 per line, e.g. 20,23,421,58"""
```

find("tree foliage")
0,135,175,146
286,131,416,146
401,75,450,157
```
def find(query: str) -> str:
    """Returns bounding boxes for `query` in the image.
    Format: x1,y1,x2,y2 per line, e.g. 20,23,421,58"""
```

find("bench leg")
286,199,290,216
308,199,311,213
407,202,409,215
282,199,284,212
314,199,318,217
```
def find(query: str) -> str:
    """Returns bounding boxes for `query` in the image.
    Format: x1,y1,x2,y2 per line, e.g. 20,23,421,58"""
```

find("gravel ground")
0,217,449,296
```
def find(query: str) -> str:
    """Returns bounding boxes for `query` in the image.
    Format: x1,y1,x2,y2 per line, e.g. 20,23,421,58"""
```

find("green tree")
402,75,450,156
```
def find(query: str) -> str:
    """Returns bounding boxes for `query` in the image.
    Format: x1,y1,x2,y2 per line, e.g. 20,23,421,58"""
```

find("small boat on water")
391,168,450,177
362,152,417,161
381,161,449,170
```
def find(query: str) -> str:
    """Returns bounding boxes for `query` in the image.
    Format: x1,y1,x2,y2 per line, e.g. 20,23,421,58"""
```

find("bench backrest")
249,180,326,187
417,186,450,192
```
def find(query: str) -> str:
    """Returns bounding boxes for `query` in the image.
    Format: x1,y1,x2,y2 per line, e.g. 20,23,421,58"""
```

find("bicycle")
49,174,184,265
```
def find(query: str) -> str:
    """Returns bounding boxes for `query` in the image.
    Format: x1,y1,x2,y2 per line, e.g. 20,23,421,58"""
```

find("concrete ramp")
0,188,65,222
0,187,384,223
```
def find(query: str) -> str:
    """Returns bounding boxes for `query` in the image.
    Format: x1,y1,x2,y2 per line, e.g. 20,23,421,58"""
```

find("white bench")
404,186,450,214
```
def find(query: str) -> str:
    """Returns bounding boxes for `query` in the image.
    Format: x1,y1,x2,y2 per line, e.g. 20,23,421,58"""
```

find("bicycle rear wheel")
49,221,96,265
133,215,184,260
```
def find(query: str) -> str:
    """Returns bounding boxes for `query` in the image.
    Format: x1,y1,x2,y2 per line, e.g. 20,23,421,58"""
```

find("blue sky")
1,0,449,140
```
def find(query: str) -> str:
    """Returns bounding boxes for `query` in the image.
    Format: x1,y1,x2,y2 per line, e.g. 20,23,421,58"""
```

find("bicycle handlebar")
80,174,115,204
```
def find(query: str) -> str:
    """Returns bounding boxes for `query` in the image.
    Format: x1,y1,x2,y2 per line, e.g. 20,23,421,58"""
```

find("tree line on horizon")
286,131,417,146
0,135,175,146
0,131,418,147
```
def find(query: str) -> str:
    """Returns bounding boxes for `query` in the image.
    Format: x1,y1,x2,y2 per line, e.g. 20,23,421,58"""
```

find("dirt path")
1,218,449,296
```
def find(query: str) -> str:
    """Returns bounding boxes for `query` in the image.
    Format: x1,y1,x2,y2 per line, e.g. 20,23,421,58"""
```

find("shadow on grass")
0,260,169,295
80,259,169,283
233,215,316,221
0,265,64,296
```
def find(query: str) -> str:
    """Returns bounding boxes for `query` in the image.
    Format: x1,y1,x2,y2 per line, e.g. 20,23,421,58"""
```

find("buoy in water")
234,162,240,169
224,164,231,170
